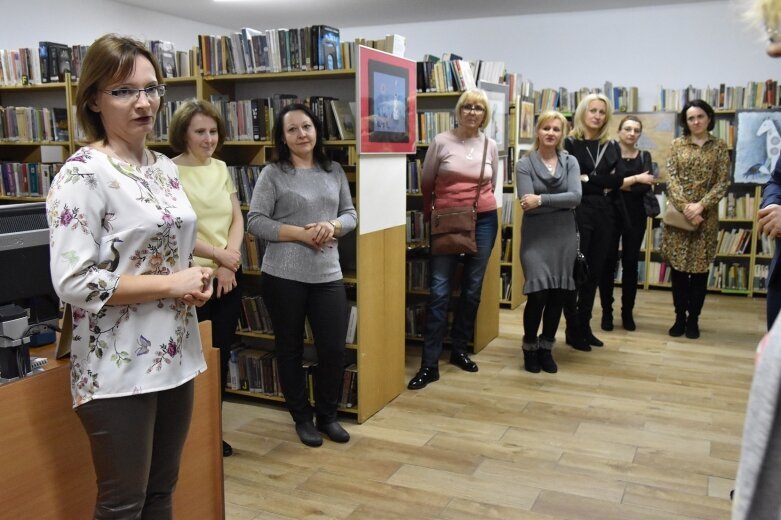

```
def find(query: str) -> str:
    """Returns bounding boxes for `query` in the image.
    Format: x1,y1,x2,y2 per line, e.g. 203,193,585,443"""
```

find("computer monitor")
0,202,59,329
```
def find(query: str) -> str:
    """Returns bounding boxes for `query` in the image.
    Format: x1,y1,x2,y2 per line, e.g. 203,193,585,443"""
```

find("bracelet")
538,196,543,207
329,219,341,235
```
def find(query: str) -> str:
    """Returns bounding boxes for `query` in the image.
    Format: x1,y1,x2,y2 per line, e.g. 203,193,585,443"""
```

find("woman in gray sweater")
516,111,582,373
247,103,357,447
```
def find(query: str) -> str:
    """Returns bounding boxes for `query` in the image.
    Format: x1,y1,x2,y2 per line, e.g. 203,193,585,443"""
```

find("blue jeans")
422,210,498,367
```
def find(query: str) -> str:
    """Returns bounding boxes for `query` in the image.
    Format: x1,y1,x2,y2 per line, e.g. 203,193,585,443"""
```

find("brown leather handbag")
429,138,488,255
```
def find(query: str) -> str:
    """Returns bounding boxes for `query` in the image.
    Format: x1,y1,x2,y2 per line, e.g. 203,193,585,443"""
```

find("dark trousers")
76,380,195,520
564,196,614,337
599,212,646,316
523,289,570,343
422,211,498,367
196,269,243,398
768,283,781,330
260,273,347,425
670,268,708,319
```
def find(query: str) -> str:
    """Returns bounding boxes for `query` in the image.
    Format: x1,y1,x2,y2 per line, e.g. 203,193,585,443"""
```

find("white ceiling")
115,0,717,31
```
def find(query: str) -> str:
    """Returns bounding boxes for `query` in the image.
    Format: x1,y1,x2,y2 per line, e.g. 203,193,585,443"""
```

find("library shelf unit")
0,78,75,201
192,67,404,423
404,90,500,354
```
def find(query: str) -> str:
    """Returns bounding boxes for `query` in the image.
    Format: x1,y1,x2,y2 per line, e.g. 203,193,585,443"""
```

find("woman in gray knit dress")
516,111,582,373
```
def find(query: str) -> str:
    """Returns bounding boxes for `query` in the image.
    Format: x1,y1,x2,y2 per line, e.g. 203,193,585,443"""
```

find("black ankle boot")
621,311,636,331
669,314,686,337
601,312,614,331
537,349,558,373
522,349,540,373
685,316,700,339
585,330,603,347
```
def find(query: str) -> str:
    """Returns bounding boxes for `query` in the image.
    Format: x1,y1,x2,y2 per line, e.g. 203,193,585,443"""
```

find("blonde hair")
529,111,568,153
455,88,492,130
747,0,781,37
570,93,613,143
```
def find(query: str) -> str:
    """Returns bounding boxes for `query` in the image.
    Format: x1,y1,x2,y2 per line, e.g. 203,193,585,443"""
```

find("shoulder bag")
639,152,661,218
573,212,589,288
430,137,488,256
662,201,699,231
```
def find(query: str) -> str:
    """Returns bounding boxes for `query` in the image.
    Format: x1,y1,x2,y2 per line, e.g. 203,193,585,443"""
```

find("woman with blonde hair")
408,88,499,389
562,93,622,351
516,111,581,373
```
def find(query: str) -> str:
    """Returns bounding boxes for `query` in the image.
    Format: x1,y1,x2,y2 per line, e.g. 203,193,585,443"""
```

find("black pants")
564,196,615,337
260,273,347,425
599,210,646,316
196,269,243,398
523,289,570,343
76,380,195,520
670,268,708,319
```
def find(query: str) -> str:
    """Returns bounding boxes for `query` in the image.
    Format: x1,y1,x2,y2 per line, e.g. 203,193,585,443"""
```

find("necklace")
465,145,475,160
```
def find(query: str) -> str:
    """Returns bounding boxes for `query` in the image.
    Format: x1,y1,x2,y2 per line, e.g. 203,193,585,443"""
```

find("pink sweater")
421,130,498,218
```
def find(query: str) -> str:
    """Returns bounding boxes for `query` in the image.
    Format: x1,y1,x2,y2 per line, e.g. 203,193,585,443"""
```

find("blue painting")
734,110,781,184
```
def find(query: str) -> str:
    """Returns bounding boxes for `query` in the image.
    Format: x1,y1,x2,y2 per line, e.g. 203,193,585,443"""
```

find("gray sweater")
247,161,357,283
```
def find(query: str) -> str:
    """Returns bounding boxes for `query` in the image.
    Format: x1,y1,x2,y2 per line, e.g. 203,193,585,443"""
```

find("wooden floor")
222,289,765,519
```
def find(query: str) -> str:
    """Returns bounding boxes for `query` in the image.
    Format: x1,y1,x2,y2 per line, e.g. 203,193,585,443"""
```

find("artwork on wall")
478,80,509,155
734,110,781,184
612,112,678,181
358,46,416,153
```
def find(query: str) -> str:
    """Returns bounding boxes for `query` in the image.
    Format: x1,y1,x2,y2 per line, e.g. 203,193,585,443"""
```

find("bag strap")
432,136,489,212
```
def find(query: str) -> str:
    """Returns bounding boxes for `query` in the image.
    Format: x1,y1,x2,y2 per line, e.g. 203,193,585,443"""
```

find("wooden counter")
0,322,224,518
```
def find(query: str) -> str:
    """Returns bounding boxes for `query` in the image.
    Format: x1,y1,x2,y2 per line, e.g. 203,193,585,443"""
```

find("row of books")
712,118,735,148
416,57,477,93
754,263,770,290
500,238,513,263
716,228,753,256
405,302,427,338
240,231,265,272
0,106,68,143
501,194,514,226
610,260,646,284
758,234,776,257
407,158,422,193
708,261,749,291
406,210,427,243
718,192,755,219
655,81,780,111
1,161,61,197
533,83,639,114
406,258,429,292
417,110,456,145
500,270,512,301
198,26,346,76
146,40,196,79
647,261,673,284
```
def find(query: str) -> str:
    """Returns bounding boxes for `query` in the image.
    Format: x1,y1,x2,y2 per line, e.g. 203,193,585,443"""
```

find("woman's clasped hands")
302,221,338,252
176,266,214,307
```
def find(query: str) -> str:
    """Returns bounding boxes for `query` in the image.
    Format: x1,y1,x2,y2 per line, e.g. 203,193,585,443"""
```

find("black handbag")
643,190,661,218
430,137,488,256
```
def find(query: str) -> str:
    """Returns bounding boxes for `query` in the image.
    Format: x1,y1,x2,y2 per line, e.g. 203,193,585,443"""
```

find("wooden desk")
0,322,224,518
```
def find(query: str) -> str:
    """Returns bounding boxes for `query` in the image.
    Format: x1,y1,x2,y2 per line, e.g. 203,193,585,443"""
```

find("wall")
343,1,777,111
0,0,229,51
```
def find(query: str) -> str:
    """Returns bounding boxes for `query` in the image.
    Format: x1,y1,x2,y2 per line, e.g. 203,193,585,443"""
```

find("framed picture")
478,80,509,154
518,100,534,140
357,46,416,153
734,109,781,184
611,112,678,181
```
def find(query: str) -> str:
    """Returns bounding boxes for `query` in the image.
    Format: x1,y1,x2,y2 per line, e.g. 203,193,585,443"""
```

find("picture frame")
357,46,416,154
478,80,509,155
611,111,678,181
734,109,781,184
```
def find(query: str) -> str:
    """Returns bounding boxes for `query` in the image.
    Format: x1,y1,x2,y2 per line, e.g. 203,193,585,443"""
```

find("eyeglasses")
461,104,486,114
102,85,166,101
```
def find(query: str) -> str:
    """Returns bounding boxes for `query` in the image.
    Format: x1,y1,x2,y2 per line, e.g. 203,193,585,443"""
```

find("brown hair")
617,115,643,133
169,99,226,154
75,34,163,143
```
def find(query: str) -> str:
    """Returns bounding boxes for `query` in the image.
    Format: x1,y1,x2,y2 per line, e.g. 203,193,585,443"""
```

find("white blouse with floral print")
47,147,206,408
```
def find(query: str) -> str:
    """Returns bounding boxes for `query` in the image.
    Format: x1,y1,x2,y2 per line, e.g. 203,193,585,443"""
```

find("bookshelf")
192,67,404,423
404,89,500,354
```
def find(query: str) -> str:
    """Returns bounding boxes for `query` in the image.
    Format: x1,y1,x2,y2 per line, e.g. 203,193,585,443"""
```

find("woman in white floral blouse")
47,34,212,519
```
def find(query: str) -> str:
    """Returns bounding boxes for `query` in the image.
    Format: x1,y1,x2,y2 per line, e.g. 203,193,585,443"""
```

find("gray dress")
516,151,582,294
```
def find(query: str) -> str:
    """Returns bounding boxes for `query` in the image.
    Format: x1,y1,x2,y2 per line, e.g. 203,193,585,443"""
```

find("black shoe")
537,349,558,373
295,421,323,447
622,312,636,331
669,316,686,337
685,317,700,339
449,352,478,372
222,440,233,457
317,421,350,443
566,335,591,351
601,314,614,331
585,332,604,347
407,367,440,390
522,349,540,373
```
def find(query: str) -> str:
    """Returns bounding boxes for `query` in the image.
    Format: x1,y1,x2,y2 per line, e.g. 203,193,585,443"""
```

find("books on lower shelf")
0,106,69,143
718,192,755,219
227,347,358,408
754,263,770,290
1,161,61,197
708,261,749,291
